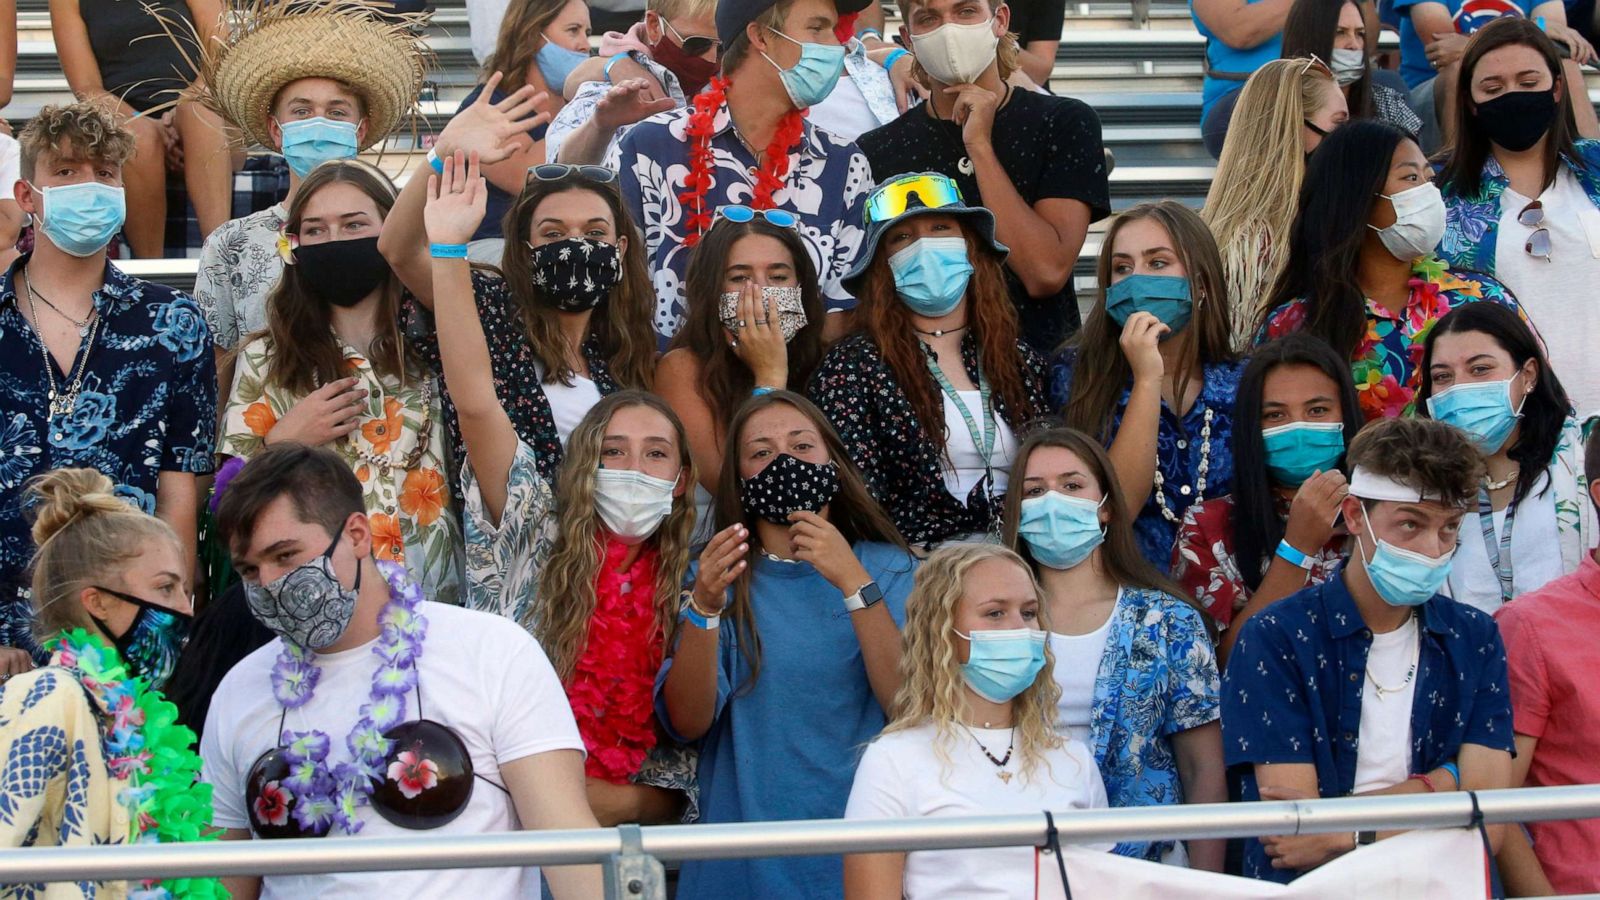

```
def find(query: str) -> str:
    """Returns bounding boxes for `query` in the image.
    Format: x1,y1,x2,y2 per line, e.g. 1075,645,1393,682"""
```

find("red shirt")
1495,553,1600,894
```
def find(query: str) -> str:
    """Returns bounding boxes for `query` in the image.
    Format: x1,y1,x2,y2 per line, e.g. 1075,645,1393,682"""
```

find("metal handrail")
1,785,1598,884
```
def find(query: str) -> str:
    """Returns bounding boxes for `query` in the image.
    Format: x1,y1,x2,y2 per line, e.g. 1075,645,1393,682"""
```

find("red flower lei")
567,536,665,783
678,76,808,247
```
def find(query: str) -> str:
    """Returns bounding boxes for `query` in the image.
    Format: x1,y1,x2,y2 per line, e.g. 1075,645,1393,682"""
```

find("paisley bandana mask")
243,533,362,650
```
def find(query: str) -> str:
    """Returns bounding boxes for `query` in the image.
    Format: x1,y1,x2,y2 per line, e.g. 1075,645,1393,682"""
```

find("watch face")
860,582,883,606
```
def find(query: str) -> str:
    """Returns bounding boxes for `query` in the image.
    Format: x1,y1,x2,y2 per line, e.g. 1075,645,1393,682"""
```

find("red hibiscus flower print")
254,780,290,827
386,749,440,799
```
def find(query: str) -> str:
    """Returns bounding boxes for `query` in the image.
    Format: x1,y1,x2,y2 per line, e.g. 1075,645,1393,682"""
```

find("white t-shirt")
534,365,603,445
940,390,1018,502
845,722,1110,900
1445,471,1563,616
1352,616,1418,794
0,133,19,198
1495,167,1600,419
200,602,584,899
1048,601,1117,746
810,73,884,143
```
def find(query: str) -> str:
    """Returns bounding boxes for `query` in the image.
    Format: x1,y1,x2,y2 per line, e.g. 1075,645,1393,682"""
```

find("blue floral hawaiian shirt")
1049,351,1246,571
1221,565,1515,884
0,257,216,658
1084,587,1221,862
1440,139,1600,273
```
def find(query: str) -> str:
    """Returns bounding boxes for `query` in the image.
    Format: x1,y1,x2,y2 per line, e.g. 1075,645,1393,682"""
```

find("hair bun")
27,468,128,548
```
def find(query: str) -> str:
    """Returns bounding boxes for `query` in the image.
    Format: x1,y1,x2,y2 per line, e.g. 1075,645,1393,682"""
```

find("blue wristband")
752,386,776,398
856,27,883,41
1275,539,1313,570
429,243,469,259
604,53,631,82
881,48,910,72
1441,761,1460,789
427,147,445,174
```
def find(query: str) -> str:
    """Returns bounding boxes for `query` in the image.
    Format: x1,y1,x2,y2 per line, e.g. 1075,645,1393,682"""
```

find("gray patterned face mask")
719,285,809,343
243,533,362,650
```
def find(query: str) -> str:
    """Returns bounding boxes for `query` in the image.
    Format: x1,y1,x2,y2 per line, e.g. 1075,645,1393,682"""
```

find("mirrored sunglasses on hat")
865,172,965,224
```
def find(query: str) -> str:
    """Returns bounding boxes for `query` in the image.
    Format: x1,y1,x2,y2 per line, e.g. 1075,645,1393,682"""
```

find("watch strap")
844,580,883,612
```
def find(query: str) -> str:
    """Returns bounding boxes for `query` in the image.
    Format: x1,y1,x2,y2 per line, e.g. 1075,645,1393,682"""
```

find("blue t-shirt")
454,83,550,243
1192,0,1284,119
656,542,918,900
1395,0,1535,88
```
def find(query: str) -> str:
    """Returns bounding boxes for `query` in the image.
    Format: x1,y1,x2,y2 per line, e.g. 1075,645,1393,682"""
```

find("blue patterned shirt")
1221,566,1515,883
1080,587,1221,862
0,257,216,657
1049,351,1246,571
1440,143,1600,275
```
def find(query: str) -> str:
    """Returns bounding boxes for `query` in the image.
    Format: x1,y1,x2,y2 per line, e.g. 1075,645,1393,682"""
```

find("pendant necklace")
968,725,1015,783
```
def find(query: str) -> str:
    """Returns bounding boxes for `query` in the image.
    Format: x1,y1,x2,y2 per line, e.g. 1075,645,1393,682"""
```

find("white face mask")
1330,47,1366,85
594,468,678,544
909,16,1000,85
1370,182,1446,262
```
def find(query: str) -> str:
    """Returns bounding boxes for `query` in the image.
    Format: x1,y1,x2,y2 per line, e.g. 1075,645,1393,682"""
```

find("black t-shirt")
1007,0,1069,45
858,89,1110,353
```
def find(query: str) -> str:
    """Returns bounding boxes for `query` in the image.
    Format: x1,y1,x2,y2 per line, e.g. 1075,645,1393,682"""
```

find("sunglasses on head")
865,173,965,224
526,163,618,184
715,205,799,228
663,18,721,56
1296,53,1333,78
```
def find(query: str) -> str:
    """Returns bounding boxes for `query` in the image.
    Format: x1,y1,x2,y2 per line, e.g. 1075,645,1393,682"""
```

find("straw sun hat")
186,0,431,152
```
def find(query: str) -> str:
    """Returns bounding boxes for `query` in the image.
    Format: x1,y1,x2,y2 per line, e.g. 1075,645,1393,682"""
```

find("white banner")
1036,828,1490,899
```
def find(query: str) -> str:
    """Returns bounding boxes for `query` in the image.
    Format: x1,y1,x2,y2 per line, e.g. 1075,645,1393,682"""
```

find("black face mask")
1474,88,1559,153
90,585,191,690
529,237,623,312
294,237,391,308
739,454,842,525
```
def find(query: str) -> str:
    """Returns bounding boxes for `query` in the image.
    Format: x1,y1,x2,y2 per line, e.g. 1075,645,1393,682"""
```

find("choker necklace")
759,547,803,565
1484,469,1519,492
914,324,967,338
967,725,1015,783
25,267,96,336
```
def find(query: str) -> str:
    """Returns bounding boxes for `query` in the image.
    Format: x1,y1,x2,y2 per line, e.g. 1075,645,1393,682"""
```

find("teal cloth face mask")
1426,378,1524,454
954,627,1047,702
1357,505,1452,607
1104,274,1193,334
277,117,360,178
1017,492,1106,570
763,30,847,109
1262,421,1345,487
889,236,973,317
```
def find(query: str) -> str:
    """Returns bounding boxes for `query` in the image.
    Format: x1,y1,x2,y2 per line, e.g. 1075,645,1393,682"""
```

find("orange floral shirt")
221,336,463,604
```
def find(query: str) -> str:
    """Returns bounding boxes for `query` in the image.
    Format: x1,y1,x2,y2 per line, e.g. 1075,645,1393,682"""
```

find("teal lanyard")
1476,485,1518,605
925,351,998,528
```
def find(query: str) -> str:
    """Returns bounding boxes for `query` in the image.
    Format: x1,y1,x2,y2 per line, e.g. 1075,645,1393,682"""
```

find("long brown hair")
670,216,827,430
854,219,1035,455
484,0,572,93
1438,16,1584,200
713,391,910,692
498,171,657,390
1001,427,1196,605
1065,201,1234,441
533,391,697,679
259,160,412,395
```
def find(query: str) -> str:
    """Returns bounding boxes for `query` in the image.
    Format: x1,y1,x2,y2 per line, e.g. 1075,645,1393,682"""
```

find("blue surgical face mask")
763,29,847,109
1261,421,1345,487
1356,503,1453,607
1017,492,1106,570
276,117,360,178
888,236,973,317
1104,273,1193,335
537,42,592,97
31,181,126,257
954,627,1047,702
1426,377,1525,454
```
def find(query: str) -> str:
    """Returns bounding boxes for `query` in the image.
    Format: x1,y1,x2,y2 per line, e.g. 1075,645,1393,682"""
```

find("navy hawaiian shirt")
1049,351,1246,571
0,257,216,657
1221,566,1514,883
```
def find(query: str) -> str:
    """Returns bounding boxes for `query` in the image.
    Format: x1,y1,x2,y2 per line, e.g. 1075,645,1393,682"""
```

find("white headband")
1348,466,1442,503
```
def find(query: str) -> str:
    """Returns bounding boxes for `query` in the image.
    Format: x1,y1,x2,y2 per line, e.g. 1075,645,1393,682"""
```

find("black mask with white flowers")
529,237,623,312
739,454,842,525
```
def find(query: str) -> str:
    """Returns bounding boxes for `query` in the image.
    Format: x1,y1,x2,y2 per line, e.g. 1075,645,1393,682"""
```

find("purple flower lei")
267,561,427,835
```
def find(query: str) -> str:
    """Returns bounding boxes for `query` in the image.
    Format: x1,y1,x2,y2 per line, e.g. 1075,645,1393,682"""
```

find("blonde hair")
27,468,180,642
651,0,715,25
881,544,1063,784
18,103,137,181
532,392,698,680
1202,57,1337,349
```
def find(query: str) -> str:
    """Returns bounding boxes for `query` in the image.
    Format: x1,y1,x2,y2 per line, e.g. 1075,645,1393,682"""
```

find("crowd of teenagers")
2,0,1600,897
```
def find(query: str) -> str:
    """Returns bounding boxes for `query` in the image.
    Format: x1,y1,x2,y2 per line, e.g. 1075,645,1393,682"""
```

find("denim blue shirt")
1049,351,1246,571
1221,565,1515,883
1083,587,1221,862
1440,140,1600,274
0,256,216,657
